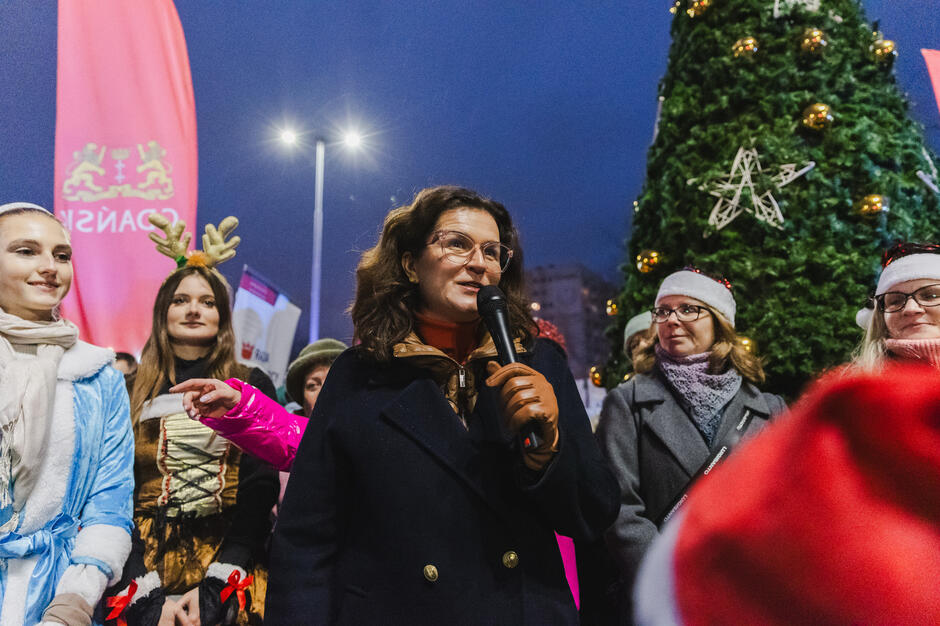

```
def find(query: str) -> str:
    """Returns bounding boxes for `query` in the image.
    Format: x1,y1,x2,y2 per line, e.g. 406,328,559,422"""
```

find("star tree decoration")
689,146,815,235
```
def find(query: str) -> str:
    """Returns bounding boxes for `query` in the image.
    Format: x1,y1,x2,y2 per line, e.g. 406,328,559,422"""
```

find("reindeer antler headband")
148,213,241,271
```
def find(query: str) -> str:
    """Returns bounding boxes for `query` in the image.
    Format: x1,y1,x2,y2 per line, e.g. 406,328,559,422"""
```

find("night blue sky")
1,1,938,347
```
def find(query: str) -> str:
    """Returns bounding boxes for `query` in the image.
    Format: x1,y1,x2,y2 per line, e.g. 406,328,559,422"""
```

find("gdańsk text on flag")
54,0,198,352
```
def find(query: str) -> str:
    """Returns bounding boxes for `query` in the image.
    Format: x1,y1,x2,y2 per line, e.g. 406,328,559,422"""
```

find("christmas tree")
607,0,940,396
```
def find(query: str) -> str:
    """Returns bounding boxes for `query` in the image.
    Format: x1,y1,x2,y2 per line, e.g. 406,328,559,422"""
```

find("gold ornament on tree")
606,299,619,316
686,0,711,17
854,194,889,216
801,103,833,131
635,249,661,273
589,366,604,388
800,28,827,55
739,336,756,353
871,36,897,65
732,37,758,58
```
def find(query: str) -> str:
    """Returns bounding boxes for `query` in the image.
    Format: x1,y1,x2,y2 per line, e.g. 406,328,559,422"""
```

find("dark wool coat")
593,369,786,622
266,339,619,625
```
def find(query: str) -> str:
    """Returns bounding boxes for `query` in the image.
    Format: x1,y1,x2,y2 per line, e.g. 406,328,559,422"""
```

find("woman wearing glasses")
595,267,784,620
855,243,940,367
201,185,616,625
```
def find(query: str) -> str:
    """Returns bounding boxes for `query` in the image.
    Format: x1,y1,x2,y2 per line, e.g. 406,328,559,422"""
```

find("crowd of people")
0,189,938,625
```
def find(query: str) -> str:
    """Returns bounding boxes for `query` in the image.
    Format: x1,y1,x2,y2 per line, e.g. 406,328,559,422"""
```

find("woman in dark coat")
595,267,785,622
265,186,619,624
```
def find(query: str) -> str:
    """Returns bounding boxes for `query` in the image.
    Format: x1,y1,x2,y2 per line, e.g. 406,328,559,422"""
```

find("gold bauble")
801,103,833,131
732,37,758,58
606,299,619,316
800,28,828,55
589,366,604,388
686,0,711,18
636,249,661,274
871,39,897,64
623,371,635,382
854,194,889,216
739,336,756,353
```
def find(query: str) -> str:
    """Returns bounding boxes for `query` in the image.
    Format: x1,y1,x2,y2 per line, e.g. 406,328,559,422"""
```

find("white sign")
232,265,301,388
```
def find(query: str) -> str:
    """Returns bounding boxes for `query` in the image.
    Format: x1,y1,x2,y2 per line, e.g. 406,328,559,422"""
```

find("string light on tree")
606,300,619,316
870,35,897,66
686,0,711,18
732,37,758,59
800,28,827,55
801,102,834,131
635,249,662,273
589,366,604,387
854,194,889,217
739,336,756,353
690,145,815,233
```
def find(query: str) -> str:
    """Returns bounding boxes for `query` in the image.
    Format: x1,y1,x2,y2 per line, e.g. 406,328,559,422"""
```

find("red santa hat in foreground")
636,365,940,625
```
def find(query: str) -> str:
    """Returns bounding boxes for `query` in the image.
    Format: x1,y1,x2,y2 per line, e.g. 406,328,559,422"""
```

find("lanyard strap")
657,409,754,528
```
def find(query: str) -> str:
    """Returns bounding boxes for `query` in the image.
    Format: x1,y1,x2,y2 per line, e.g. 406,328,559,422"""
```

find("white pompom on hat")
875,253,940,295
656,268,737,326
0,202,51,216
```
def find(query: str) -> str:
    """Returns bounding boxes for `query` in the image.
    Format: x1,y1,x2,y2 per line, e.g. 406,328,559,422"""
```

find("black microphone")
477,285,540,451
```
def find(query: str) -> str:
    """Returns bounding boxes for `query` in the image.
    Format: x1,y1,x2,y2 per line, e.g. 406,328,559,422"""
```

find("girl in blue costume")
0,202,134,625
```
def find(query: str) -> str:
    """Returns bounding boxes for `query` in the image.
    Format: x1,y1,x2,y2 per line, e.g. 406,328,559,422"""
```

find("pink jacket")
197,378,307,471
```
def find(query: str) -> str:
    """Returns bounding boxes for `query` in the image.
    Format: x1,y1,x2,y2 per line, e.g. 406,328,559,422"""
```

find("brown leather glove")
485,361,560,471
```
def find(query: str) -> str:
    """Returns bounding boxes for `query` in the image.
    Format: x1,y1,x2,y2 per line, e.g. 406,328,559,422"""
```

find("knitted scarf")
884,337,940,368
0,307,78,532
655,344,742,446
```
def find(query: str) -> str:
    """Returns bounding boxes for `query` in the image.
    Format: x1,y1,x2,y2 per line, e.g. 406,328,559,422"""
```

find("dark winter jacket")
266,338,619,625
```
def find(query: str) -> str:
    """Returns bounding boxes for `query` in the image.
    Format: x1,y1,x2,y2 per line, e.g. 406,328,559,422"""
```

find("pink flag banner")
924,49,940,118
55,0,197,352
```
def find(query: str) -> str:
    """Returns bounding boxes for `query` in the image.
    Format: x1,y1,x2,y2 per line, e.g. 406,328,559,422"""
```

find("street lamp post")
310,138,325,342
279,128,362,343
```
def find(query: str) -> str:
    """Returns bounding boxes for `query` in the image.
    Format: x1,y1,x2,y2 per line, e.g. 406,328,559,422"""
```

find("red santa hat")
636,365,940,625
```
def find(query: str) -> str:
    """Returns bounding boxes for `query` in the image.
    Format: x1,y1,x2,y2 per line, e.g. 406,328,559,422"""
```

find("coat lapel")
380,378,495,507
635,375,710,477
710,382,771,452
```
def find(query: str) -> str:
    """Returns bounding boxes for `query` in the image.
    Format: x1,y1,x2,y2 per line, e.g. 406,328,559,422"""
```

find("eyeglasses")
876,283,940,313
428,230,513,272
651,304,710,323
881,242,940,268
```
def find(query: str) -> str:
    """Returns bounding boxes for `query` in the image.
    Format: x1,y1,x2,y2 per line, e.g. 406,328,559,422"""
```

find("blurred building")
526,263,615,421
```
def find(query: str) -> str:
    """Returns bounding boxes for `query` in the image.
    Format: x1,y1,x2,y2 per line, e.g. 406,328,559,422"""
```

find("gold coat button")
423,564,439,582
501,550,519,569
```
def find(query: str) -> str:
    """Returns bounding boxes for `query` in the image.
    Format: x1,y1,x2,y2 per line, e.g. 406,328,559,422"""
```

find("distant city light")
280,129,298,145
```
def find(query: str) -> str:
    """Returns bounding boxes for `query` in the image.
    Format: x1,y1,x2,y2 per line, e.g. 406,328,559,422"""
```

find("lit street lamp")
279,127,363,342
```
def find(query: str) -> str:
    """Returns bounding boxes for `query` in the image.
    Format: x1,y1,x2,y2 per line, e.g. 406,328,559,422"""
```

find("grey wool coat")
595,369,786,595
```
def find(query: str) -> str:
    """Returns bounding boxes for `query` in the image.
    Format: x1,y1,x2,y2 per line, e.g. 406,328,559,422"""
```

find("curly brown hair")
350,186,535,362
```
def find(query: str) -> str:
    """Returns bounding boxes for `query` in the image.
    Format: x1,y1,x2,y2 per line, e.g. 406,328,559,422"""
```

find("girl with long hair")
0,202,134,625
107,219,278,626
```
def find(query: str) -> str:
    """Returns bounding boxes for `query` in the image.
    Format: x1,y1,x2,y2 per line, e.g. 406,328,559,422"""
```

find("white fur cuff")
206,562,247,583
127,571,162,608
71,523,131,584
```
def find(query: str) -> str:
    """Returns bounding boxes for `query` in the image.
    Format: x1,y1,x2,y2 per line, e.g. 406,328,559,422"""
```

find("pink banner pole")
55,0,198,352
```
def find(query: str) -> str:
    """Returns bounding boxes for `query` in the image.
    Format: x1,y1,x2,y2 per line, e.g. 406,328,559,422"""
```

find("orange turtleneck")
414,312,481,364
